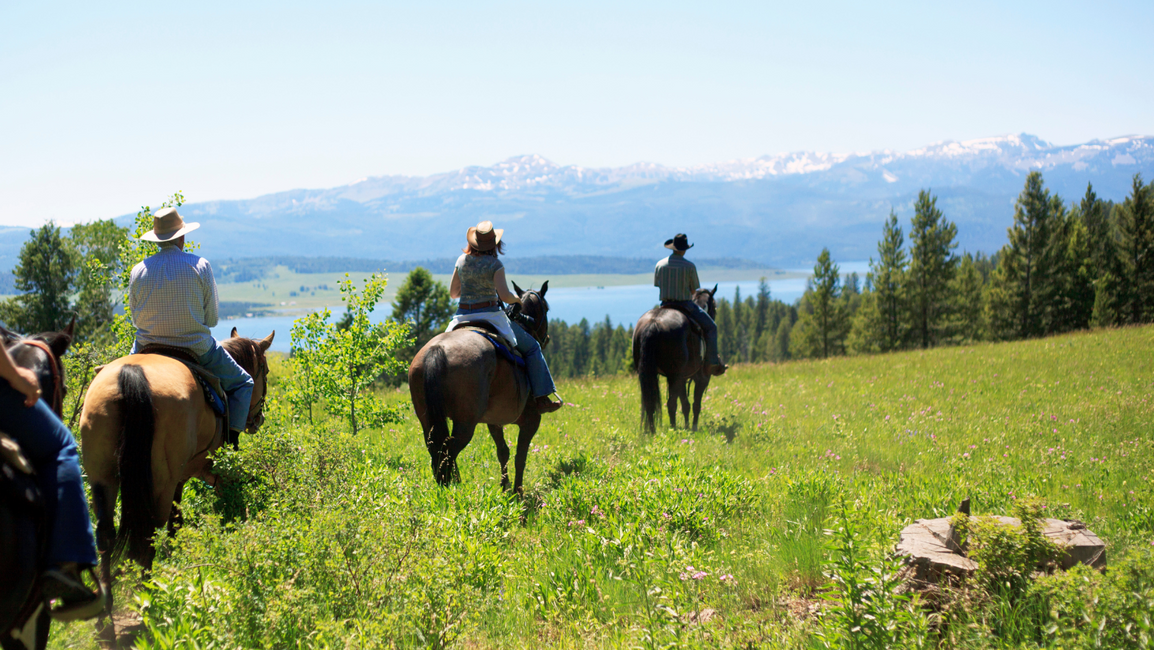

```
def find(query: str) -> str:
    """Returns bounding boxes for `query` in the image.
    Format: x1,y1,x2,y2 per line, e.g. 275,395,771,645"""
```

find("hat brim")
467,227,504,251
140,222,200,242
664,241,693,251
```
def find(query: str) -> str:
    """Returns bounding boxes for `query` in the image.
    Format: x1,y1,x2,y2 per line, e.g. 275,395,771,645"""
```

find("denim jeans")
198,342,254,433
132,339,254,432
0,383,98,566
668,300,721,364
511,322,557,398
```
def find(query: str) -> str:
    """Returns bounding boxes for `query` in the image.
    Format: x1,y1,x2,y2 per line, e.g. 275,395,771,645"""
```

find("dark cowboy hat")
467,220,504,252
664,233,693,251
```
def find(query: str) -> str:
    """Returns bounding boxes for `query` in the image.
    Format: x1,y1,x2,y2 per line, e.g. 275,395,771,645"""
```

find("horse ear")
64,317,75,338
511,281,524,298
539,280,549,298
47,332,72,359
230,327,239,338
259,331,275,352
710,284,718,297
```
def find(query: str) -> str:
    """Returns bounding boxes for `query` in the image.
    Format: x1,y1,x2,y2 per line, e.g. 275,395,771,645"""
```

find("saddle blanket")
471,331,525,368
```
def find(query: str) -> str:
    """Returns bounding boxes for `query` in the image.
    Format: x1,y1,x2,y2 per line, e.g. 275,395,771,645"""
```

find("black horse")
1,323,74,650
632,286,718,433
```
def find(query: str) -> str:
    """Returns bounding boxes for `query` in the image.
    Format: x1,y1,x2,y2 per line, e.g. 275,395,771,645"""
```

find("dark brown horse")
408,282,550,494
633,286,718,433
0,323,75,650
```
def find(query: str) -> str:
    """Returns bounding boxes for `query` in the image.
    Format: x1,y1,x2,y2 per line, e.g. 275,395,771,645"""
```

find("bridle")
15,339,64,418
238,339,269,432
520,290,551,349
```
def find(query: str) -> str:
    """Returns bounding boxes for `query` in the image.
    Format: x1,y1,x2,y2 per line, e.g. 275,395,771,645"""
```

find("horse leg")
442,421,477,485
666,377,681,429
88,481,118,643
166,481,185,538
488,425,511,490
512,411,541,496
678,381,691,429
692,376,709,432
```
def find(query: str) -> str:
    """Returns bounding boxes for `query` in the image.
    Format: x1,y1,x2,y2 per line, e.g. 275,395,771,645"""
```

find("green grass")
49,325,1154,648
216,265,797,313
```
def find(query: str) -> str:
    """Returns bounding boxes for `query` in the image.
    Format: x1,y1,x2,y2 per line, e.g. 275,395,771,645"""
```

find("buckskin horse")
409,282,550,494
0,322,76,650
78,328,273,636
633,285,718,433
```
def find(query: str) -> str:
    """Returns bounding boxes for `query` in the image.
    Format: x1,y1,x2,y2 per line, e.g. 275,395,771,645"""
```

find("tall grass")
48,325,1154,648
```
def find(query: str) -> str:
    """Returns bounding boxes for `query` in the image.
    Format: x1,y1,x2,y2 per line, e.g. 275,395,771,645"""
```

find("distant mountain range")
2,134,1152,282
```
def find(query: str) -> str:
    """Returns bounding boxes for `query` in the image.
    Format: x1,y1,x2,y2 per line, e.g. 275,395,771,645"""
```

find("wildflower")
963,453,970,458
719,574,737,585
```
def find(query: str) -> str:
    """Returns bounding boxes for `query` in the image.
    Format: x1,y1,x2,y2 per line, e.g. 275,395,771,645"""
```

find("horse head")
223,328,275,433
694,284,719,321
512,280,551,349
3,319,74,417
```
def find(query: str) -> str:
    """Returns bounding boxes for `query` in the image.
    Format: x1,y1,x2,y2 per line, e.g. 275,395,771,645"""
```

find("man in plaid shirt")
129,208,253,447
655,233,727,376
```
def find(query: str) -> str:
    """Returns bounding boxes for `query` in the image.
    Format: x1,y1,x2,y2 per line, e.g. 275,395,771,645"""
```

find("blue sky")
2,0,1152,227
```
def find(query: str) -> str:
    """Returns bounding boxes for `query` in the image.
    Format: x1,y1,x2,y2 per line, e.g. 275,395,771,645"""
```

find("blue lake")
215,262,871,353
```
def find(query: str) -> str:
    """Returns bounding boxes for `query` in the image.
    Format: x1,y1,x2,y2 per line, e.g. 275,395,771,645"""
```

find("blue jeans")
0,384,98,566
132,339,254,432
668,300,721,364
454,306,557,398
511,322,557,398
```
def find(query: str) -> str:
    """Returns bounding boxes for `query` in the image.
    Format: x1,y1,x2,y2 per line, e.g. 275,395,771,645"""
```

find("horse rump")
115,364,156,564
635,324,663,433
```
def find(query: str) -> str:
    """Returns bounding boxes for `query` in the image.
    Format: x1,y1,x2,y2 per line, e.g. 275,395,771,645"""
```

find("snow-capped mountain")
3,134,1152,273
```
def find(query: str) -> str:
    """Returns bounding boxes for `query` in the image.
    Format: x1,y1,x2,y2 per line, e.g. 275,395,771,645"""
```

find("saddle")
660,301,706,339
137,345,229,425
455,323,526,369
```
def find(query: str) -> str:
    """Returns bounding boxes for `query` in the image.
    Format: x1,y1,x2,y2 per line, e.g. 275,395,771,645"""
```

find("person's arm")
449,268,462,300
202,260,219,328
688,264,701,292
493,268,521,305
0,345,42,407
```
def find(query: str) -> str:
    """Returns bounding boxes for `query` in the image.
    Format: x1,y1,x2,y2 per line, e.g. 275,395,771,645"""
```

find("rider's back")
129,246,218,356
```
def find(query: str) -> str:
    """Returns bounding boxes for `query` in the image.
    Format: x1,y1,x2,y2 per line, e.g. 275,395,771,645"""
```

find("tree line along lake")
213,263,871,353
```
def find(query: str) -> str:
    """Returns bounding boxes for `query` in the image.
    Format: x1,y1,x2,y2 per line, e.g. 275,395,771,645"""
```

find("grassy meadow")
51,325,1154,649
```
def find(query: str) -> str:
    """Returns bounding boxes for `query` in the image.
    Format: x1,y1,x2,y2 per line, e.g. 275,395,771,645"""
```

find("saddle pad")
470,331,526,368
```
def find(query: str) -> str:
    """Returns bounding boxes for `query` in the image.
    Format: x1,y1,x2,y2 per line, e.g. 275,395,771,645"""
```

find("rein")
18,339,64,418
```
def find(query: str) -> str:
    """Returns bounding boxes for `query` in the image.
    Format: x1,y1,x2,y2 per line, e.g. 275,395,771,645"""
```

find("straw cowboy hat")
664,233,693,251
139,207,200,242
467,220,503,251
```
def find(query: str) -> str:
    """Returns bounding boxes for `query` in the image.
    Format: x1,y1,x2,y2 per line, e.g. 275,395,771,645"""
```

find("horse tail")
636,324,662,433
422,346,452,476
115,364,156,564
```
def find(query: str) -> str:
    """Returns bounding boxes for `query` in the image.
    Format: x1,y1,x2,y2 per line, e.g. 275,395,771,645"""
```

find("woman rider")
447,221,563,413
0,340,101,620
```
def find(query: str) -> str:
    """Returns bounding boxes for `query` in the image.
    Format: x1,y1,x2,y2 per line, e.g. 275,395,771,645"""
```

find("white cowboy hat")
139,207,200,242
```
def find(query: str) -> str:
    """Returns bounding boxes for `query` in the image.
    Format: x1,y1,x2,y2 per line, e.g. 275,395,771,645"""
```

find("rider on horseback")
655,234,727,376
447,221,563,413
0,343,102,619
129,208,254,447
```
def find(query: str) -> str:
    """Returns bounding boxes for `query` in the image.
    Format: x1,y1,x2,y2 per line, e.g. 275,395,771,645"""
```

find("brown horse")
0,323,74,650
78,328,273,631
633,286,718,433
408,282,550,494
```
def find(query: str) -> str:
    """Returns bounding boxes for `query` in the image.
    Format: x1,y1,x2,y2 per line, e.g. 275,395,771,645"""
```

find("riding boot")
41,564,103,621
226,428,242,449
535,395,563,413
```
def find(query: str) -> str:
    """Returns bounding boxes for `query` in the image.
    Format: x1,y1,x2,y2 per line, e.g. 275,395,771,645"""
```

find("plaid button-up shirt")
129,244,219,357
654,253,701,302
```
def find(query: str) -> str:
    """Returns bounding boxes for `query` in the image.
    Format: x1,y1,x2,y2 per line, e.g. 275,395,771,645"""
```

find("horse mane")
221,336,262,376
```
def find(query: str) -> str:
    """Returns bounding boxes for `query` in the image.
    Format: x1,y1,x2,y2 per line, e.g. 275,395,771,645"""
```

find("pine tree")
908,191,959,348
0,222,76,334
1002,172,1064,338
950,252,986,342
1117,174,1154,323
791,249,848,358
871,210,909,351
772,315,792,362
1047,212,1094,332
